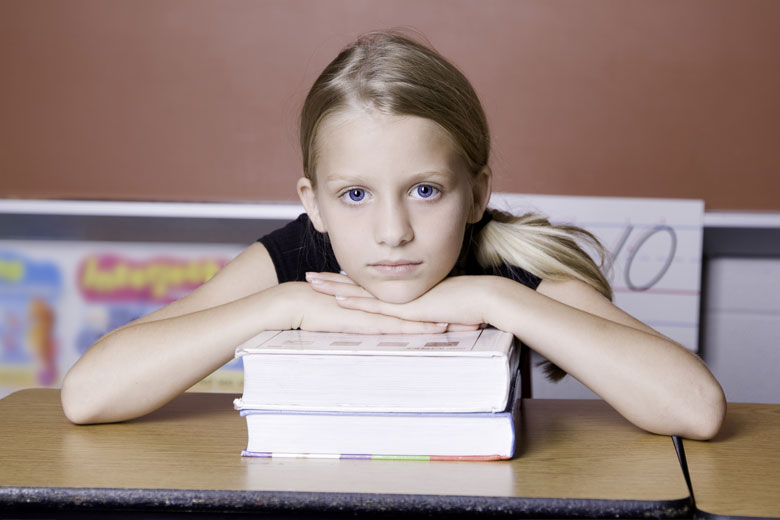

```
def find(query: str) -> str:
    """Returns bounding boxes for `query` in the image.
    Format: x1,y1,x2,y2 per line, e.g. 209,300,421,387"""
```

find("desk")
683,403,780,519
0,389,690,518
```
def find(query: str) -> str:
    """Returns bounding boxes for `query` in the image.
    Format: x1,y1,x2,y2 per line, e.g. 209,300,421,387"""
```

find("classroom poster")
0,250,62,391
0,240,243,398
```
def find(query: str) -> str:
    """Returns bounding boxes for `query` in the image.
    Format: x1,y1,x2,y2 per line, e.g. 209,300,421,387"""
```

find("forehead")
314,108,464,176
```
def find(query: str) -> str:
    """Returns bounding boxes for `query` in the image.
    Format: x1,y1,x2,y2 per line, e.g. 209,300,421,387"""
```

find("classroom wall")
2,0,780,210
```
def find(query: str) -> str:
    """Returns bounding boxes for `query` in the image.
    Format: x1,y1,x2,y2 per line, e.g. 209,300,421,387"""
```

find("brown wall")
1,0,779,210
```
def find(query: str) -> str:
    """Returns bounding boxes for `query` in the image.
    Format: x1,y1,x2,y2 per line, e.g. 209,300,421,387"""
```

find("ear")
468,166,492,223
296,177,327,233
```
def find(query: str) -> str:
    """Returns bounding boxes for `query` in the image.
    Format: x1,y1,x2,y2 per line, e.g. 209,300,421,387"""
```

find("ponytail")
475,208,613,381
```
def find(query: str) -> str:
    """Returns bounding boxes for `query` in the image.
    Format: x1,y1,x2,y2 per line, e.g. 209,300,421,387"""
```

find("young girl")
61,31,725,439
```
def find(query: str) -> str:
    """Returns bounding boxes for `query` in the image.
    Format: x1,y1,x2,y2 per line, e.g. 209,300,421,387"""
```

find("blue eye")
345,188,365,202
412,184,439,199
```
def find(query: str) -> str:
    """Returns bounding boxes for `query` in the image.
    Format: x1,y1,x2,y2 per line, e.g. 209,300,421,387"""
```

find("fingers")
366,316,449,335
305,272,357,284
303,275,484,333
306,272,373,298
335,296,480,332
297,283,448,335
303,309,448,335
445,323,482,332
334,295,387,314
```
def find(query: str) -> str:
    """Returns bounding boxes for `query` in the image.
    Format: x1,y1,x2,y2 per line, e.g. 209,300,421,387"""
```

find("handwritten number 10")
606,225,678,292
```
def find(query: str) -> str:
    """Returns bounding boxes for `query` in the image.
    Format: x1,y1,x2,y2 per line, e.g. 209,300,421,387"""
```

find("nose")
374,199,414,247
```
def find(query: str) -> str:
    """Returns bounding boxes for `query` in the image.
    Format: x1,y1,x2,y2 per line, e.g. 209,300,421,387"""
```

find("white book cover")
234,328,517,413
238,371,523,461
235,328,512,357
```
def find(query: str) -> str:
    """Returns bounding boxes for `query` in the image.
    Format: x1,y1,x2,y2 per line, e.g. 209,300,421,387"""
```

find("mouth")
368,260,422,275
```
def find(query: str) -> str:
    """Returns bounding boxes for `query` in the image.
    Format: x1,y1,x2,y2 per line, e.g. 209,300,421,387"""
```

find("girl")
61,31,725,439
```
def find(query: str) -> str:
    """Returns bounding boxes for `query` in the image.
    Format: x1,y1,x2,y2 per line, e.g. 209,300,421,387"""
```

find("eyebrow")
323,169,457,185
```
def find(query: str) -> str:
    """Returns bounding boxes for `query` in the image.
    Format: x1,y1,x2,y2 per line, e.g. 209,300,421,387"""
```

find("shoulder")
461,248,542,291
463,211,542,290
258,213,340,282
258,213,312,246
483,263,542,291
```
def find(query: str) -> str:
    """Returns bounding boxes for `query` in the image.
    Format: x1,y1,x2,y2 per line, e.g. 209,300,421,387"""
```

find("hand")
306,273,493,331
280,281,449,335
304,272,374,298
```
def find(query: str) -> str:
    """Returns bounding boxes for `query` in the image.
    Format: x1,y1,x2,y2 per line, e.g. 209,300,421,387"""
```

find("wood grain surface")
0,389,689,502
684,403,780,518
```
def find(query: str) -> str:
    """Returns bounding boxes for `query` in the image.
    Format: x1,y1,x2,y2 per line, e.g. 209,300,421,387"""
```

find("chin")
367,281,429,304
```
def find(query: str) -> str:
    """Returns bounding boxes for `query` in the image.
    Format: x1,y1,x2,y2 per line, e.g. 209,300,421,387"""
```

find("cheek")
429,206,469,252
325,220,368,273
441,228,467,266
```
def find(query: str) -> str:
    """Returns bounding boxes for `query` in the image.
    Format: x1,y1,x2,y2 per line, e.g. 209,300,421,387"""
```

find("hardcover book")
239,378,521,461
234,328,518,413
234,328,521,460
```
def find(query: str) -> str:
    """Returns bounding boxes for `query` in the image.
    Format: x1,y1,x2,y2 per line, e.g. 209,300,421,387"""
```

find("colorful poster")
0,241,244,398
73,250,244,392
0,251,62,391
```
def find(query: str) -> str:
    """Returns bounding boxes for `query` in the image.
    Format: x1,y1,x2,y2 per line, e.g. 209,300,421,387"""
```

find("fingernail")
336,296,347,301
305,272,322,283
436,323,448,327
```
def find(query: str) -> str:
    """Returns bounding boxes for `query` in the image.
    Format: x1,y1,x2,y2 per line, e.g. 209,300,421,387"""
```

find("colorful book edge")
240,450,510,461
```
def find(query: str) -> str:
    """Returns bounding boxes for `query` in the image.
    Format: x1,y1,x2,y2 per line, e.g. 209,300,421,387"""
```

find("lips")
368,260,422,275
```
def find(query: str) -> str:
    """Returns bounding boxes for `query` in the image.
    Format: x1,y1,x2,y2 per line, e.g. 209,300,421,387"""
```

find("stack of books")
233,328,521,461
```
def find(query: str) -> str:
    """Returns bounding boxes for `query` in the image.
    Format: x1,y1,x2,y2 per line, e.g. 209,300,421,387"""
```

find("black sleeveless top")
258,213,541,290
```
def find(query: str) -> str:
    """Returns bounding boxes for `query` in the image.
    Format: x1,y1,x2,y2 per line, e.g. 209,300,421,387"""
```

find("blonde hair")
300,30,488,181
300,31,612,380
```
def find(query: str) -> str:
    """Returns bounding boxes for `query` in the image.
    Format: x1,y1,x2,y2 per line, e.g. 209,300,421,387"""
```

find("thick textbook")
238,379,521,461
234,328,518,413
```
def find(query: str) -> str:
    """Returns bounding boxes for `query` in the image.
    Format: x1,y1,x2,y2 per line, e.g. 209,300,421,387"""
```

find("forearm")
61,284,295,424
484,277,725,439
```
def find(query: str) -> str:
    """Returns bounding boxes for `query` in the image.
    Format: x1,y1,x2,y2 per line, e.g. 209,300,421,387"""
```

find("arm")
60,243,283,424
509,277,725,440
311,273,726,440
61,243,446,425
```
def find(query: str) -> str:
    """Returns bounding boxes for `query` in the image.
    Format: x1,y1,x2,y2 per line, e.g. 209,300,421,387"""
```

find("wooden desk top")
684,403,780,519
0,389,690,517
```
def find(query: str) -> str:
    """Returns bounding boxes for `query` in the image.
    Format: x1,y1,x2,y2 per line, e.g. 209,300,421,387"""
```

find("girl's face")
297,108,490,303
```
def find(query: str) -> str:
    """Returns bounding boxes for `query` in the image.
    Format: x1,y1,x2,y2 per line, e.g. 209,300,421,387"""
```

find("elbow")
61,368,102,425
681,381,727,441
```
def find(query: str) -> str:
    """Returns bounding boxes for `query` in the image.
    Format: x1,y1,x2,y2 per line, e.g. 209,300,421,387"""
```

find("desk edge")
0,485,692,518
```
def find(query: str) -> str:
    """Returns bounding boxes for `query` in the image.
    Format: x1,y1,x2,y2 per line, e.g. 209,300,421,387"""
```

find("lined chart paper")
490,193,704,352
